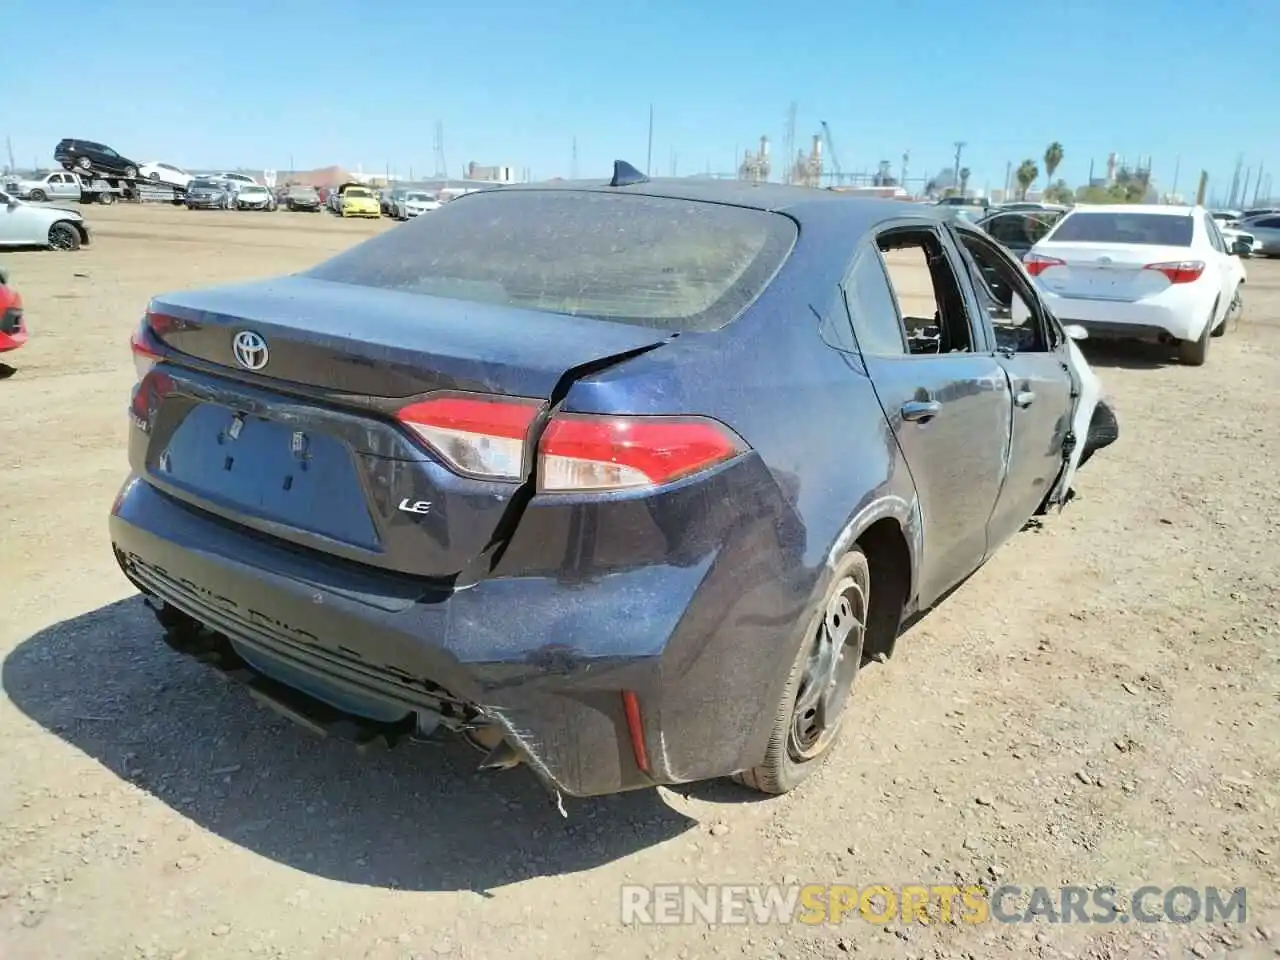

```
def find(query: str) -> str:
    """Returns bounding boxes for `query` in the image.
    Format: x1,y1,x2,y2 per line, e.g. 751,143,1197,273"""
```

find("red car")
0,267,27,356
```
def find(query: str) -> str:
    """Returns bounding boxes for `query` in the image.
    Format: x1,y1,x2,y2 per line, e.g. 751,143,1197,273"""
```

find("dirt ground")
1,204,1278,960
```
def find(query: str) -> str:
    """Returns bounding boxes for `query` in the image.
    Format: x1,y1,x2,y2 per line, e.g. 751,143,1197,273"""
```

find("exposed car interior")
876,229,972,355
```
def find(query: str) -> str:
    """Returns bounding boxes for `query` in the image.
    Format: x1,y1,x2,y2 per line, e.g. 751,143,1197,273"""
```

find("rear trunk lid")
1030,242,1193,303
135,276,673,580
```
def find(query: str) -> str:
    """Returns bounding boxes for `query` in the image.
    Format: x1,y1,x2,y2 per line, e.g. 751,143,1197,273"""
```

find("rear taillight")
1023,253,1065,277
130,320,163,381
538,414,746,491
1143,260,1205,284
397,394,541,482
396,392,748,491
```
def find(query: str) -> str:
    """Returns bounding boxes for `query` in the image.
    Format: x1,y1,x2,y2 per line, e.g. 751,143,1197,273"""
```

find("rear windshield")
345,188,373,198
305,189,797,332
190,179,221,189
1047,212,1194,246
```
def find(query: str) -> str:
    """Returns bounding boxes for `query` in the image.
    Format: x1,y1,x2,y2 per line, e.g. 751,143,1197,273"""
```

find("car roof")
478,175,951,233
1066,203,1200,216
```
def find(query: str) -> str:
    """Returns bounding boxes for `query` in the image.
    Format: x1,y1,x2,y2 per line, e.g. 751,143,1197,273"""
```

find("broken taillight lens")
1143,260,1205,284
130,319,164,382
396,393,749,491
396,394,542,482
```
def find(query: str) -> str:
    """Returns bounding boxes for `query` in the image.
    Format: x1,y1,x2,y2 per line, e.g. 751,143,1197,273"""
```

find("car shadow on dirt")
2,597,697,893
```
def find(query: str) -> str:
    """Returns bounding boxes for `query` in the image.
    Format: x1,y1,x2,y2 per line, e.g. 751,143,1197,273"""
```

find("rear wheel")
29,189,47,202
48,222,81,251
1178,303,1215,366
77,156,92,170
734,549,870,795
1213,288,1242,337
123,166,138,180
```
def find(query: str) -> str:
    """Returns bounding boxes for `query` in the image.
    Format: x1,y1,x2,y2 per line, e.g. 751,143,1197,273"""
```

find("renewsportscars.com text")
621,884,1247,926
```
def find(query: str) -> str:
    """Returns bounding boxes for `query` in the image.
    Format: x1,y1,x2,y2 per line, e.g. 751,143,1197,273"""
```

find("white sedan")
138,161,194,189
1019,204,1246,366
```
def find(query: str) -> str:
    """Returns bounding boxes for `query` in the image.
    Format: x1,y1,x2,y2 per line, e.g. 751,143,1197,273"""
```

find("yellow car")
337,183,380,218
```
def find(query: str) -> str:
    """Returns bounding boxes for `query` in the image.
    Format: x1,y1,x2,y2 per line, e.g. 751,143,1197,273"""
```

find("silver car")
0,188,91,250
1239,214,1280,258
3,171,82,203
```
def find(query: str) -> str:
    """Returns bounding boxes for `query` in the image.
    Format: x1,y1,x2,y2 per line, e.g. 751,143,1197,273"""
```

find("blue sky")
7,0,1277,199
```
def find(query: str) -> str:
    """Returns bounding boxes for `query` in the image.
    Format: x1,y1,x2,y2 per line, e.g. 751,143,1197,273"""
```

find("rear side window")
1047,212,1194,246
306,190,798,332
1255,217,1280,229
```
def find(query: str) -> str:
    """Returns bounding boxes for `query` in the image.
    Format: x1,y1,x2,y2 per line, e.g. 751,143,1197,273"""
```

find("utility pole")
4,135,14,174
1241,167,1253,208
1003,160,1012,200
952,141,966,189
1227,154,1243,207
646,105,654,177
900,150,909,190
570,137,578,180
783,102,797,186
1195,170,1209,207
1170,154,1181,201
1252,163,1265,206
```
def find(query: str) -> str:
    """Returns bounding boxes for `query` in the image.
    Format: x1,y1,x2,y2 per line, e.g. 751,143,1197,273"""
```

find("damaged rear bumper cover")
109,474,796,798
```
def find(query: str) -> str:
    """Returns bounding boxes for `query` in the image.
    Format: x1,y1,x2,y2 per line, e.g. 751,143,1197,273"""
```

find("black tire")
148,172,161,181
29,189,47,202
98,191,114,205
48,222,81,252
734,549,870,795
123,166,138,180
77,156,92,170
1178,303,1215,366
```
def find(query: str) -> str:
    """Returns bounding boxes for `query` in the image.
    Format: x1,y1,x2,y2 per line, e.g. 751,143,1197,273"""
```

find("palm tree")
1043,142,1064,188
1015,159,1040,200
959,167,971,197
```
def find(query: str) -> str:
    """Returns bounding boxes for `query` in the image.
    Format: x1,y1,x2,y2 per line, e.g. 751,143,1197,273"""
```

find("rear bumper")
1050,295,1208,341
109,472,804,796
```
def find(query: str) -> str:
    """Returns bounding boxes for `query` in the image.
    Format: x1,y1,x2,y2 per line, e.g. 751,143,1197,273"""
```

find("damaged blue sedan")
110,162,1116,800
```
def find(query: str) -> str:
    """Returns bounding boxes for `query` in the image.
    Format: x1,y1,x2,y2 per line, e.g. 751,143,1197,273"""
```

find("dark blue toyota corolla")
110,164,1113,800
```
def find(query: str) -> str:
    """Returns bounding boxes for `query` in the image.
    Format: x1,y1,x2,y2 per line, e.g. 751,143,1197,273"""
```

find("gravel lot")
2,204,1278,960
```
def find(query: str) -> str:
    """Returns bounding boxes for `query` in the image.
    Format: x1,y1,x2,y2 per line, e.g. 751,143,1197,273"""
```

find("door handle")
901,400,941,423
1014,390,1036,408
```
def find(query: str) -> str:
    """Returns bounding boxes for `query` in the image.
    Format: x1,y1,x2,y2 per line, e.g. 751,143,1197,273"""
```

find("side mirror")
1061,324,1088,342
0,266,8,285
1232,239,1251,256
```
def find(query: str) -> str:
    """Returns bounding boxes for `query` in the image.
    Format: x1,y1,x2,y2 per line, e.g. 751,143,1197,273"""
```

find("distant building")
466,162,516,183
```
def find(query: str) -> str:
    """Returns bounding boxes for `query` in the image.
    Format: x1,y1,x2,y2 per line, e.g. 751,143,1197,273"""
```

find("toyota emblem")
232,330,269,370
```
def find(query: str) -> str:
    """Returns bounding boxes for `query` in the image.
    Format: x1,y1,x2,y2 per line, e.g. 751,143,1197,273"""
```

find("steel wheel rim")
788,574,866,762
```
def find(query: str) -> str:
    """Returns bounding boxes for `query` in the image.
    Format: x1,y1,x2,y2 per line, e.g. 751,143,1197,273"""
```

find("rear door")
843,223,1012,607
952,226,1075,547
1201,212,1242,312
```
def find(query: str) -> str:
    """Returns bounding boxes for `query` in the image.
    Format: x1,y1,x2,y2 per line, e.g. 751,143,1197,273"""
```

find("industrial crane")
820,121,843,186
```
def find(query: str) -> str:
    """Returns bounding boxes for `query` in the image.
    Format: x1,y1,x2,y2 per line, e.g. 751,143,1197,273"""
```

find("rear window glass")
305,189,798,332
1047,212,1194,246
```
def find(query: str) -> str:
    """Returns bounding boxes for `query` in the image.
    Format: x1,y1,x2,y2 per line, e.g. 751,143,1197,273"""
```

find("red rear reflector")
396,394,541,481
538,414,746,492
1143,260,1205,284
1023,253,1065,277
621,691,650,774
